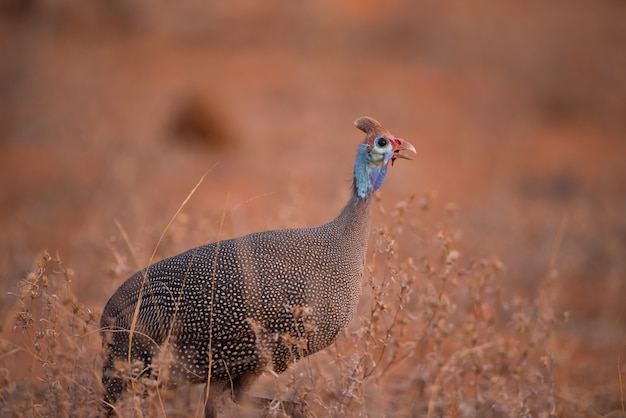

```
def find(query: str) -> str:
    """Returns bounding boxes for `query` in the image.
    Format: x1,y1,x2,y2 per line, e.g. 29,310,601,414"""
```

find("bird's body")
100,117,415,417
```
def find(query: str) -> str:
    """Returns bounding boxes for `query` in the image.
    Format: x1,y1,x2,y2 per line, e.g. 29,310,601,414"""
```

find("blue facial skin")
354,143,392,199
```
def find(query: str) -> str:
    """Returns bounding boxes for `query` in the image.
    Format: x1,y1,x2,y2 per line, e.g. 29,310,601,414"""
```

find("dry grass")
1,251,101,417
0,194,602,417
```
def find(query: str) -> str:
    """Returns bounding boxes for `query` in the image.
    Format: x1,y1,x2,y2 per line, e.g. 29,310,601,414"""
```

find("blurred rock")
0,0,37,18
167,93,234,150
519,170,580,202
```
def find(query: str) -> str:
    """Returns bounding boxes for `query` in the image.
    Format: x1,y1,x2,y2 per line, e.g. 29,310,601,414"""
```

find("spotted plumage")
100,116,415,417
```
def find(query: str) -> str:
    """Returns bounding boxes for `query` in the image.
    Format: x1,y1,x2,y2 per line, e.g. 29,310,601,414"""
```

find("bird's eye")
376,137,388,147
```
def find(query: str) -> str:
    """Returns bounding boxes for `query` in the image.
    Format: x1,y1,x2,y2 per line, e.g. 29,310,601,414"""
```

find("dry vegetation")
1,0,625,417
0,193,592,417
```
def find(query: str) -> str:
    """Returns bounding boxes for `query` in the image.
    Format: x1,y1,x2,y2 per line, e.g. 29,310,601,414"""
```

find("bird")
100,116,415,417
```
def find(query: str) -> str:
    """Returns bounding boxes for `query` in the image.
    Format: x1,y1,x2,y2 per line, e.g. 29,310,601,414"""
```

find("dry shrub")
268,194,562,418
1,251,101,417
1,194,564,417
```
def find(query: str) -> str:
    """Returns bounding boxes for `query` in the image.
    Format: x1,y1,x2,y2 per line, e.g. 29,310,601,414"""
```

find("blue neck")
353,144,389,199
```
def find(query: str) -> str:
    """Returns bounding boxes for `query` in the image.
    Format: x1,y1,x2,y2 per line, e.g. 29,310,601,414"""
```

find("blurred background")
1,0,625,415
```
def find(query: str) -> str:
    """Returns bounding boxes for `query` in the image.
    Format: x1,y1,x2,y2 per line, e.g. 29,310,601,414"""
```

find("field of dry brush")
1,1,625,416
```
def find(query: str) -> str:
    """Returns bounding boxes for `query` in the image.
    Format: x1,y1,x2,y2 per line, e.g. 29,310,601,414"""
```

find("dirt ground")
1,0,625,416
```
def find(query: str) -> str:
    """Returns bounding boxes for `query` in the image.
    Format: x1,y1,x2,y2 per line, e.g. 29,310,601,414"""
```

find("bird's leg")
244,395,307,418
229,373,305,416
203,380,228,418
230,373,261,404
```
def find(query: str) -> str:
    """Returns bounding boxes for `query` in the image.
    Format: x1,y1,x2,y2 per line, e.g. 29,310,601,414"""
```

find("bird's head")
353,116,416,199
355,116,416,167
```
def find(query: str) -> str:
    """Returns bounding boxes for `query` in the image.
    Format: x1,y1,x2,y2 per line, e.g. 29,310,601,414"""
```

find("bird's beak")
391,138,416,166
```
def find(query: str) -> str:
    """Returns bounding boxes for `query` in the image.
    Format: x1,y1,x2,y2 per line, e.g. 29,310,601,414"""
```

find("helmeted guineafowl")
100,116,415,417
